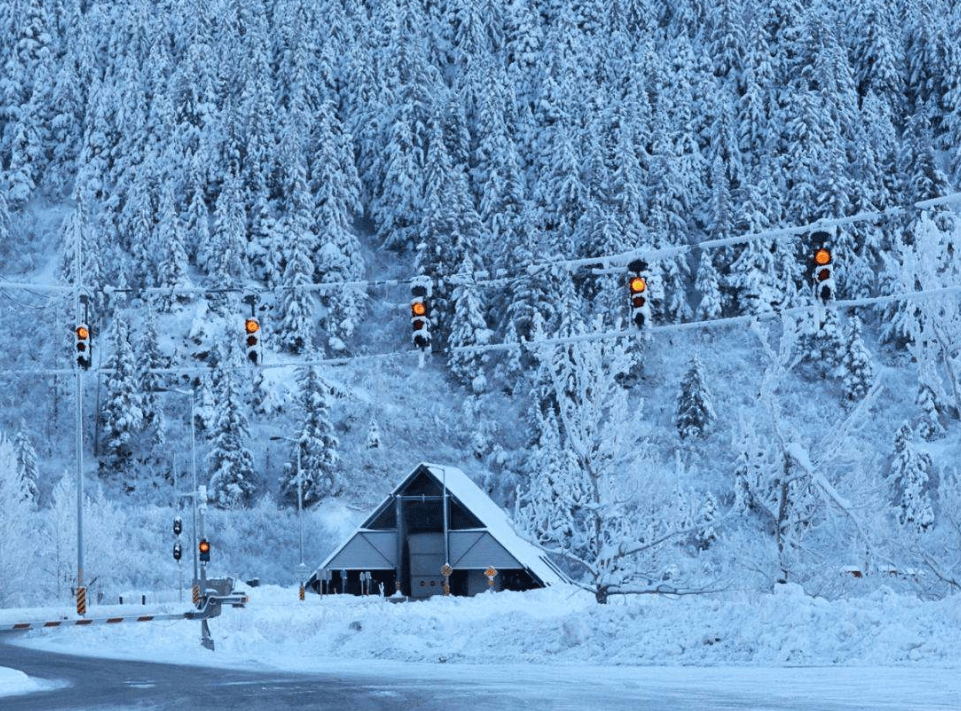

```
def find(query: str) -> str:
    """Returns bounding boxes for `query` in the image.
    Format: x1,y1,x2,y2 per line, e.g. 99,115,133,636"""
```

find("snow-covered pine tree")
675,355,716,440
206,363,256,509
156,181,190,310
280,367,341,505
311,100,365,353
801,308,846,379
520,408,583,557
840,315,874,402
694,250,723,320
209,167,248,296
135,314,167,431
447,256,494,393
184,151,211,269
916,380,946,441
99,320,145,485
46,53,84,197
374,34,432,252
13,420,39,506
278,138,317,355
890,423,935,532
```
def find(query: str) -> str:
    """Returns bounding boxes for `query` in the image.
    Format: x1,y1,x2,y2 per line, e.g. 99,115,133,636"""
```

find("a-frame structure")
306,463,569,597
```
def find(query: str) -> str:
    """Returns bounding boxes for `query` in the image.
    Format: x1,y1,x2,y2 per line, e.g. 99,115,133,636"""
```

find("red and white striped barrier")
3,611,192,633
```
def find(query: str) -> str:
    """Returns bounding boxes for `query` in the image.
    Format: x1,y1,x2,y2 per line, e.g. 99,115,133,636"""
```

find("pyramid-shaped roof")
313,463,569,587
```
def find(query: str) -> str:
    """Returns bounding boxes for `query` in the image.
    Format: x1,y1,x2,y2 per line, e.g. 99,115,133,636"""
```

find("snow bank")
0,666,48,698
14,584,961,671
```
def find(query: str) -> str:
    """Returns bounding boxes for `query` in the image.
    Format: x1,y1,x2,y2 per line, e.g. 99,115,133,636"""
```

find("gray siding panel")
326,531,397,570
449,531,522,569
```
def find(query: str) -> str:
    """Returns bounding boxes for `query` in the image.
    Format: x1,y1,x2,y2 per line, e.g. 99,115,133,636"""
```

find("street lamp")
270,435,307,580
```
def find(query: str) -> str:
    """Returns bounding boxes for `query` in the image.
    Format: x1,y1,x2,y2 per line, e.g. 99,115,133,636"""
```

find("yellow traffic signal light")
199,538,210,563
810,231,834,304
411,280,432,350
75,324,91,369
245,317,261,364
627,260,651,329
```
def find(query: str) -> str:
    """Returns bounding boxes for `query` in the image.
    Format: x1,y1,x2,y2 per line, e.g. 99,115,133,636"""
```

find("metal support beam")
394,495,404,595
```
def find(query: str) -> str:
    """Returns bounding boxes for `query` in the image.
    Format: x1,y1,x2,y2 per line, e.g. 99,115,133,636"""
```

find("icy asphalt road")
2,640,959,711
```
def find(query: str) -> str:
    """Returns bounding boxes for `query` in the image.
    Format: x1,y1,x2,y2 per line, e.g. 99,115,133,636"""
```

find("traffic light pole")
197,485,212,650
190,395,199,592
75,367,85,615
198,486,207,594
73,218,87,616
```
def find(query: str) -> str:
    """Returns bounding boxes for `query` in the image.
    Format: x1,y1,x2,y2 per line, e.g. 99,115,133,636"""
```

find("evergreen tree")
210,168,248,284
13,420,39,506
890,424,935,532
280,367,341,505
675,355,716,440
916,380,946,441
694,250,723,320
207,364,256,509
840,315,874,402
136,314,167,430
156,181,190,308
278,138,316,354
447,257,494,393
311,100,365,352
99,320,145,484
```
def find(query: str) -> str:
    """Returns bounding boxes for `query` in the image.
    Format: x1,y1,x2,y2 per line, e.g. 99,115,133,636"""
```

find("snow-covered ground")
0,665,55,698
11,584,961,670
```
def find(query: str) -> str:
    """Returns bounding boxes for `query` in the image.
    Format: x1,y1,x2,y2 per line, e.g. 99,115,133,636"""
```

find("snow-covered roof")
313,463,570,587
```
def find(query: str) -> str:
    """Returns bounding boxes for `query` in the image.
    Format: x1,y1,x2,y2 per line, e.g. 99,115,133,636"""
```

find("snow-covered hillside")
1,0,961,619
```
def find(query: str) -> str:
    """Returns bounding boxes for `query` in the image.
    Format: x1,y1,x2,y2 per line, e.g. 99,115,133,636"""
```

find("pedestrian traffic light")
173,517,182,537
173,542,183,561
199,538,210,563
410,278,432,350
810,230,834,303
75,324,91,369
627,259,651,329
245,317,261,365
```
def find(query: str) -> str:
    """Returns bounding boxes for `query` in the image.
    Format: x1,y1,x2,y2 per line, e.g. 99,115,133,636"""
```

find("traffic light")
75,324,91,369
199,538,210,563
410,278,432,350
627,259,651,329
173,542,183,561
244,317,261,364
173,517,182,537
810,230,834,303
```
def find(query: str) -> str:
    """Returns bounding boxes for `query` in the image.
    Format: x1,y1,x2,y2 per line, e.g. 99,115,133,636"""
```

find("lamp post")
270,435,307,585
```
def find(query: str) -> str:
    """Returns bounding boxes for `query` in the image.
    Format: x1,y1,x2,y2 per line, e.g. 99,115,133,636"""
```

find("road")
2,638,959,711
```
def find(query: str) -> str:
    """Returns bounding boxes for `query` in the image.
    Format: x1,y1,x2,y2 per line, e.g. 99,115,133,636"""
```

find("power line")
516,190,961,277
3,191,959,299
3,282,958,378
447,283,961,355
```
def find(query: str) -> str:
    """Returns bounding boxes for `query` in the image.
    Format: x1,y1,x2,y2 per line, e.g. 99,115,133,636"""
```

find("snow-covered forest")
1,0,961,606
